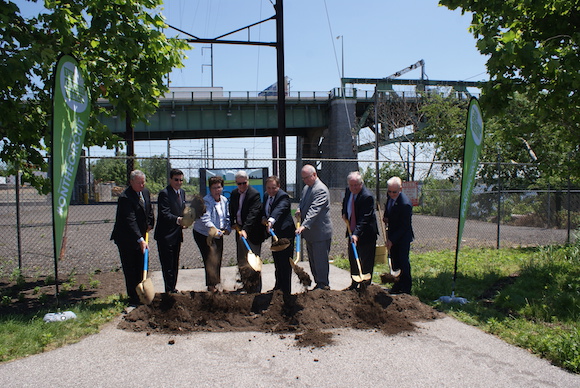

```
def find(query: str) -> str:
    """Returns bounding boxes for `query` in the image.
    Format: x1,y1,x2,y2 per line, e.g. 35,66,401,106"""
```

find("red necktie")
350,194,356,232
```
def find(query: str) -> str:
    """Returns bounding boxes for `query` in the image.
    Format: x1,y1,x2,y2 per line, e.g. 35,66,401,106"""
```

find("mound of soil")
119,285,442,347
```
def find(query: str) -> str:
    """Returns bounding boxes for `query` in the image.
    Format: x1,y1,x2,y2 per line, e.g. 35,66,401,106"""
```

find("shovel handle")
269,228,278,240
240,234,252,252
143,232,150,274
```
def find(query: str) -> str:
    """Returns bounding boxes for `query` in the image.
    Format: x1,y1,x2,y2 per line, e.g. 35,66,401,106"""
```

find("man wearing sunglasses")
154,168,187,294
382,176,414,294
229,170,266,293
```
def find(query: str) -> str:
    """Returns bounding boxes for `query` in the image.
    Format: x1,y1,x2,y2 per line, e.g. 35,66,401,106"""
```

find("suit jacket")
383,192,414,245
111,186,154,249
341,185,378,242
263,189,295,239
229,185,266,245
299,177,332,242
154,185,185,245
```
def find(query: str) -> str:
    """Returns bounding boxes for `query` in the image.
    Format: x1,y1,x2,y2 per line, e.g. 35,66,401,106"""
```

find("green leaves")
439,0,580,187
1,0,188,192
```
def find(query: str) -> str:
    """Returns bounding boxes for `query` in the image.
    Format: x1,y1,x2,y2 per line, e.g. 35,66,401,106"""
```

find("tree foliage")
1,0,189,192
439,0,580,186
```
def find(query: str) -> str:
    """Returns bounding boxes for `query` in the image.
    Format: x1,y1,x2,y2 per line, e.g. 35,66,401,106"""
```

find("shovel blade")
247,252,262,272
136,278,155,305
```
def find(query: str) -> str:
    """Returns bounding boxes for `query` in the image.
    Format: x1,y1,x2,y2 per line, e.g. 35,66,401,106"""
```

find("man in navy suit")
154,168,186,293
263,175,294,295
342,171,378,290
111,170,155,305
383,176,414,294
229,170,266,293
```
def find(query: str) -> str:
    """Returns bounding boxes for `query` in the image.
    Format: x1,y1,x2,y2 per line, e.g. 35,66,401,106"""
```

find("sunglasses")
173,178,184,182
236,181,248,186
387,190,399,194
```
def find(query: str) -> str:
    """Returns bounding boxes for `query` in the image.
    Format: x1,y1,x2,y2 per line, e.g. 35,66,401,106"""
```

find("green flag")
456,97,484,250
52,54,90,262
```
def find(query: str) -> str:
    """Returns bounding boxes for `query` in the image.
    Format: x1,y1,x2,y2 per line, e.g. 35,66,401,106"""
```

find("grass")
334,243,580,373
1,245,578,373
0,295,125,363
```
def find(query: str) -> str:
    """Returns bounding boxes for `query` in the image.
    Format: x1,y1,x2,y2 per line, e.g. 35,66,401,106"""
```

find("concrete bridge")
97,78,479,187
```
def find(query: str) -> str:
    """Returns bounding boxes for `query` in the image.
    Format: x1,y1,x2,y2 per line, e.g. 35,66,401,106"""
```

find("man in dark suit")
229,170,266,293
383,176,414,294
111,170,155,306
342,171,378,290
296,164,333,290
263,175,294,295
154,168,186,293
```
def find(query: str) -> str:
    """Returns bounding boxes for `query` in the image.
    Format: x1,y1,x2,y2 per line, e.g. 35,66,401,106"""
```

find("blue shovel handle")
143,248,149,271
240,234,252,252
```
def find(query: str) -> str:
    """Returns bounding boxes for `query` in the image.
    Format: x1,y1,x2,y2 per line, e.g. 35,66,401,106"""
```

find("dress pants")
193,230,224,288
117,244,145,305
305,239,331,288
157,241,181,293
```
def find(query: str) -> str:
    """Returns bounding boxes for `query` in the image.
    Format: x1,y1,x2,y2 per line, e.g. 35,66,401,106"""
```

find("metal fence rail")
0,156,576,277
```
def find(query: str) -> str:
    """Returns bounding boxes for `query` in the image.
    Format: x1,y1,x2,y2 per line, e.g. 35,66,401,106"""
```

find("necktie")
139,191,145,206
176,190,181,205
350,194,356,232
387,198,394,214
267,196,274,216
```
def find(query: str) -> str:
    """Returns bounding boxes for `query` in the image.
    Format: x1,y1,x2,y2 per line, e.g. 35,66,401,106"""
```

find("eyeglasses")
301,174,313,180
173,178,184,182
236,181,248,186
387,190,399,194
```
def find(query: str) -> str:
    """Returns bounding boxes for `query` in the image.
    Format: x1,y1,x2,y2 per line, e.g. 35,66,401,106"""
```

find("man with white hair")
229,170,266,293
341,171,378,290
296,164,333,290
383,176,414,294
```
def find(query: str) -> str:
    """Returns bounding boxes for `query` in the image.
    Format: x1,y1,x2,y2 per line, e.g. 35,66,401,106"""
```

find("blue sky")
19,0,488,167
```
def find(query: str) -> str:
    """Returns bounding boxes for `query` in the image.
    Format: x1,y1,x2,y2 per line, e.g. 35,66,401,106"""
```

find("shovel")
345,219,372,283
269,229,290,252
385,227,401,278
239,234,262,272
290,220,301,266
136,232,155,305
377,202,401,279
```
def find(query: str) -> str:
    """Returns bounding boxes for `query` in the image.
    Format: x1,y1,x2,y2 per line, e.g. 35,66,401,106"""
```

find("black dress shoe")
314,285,330,291
344,282,359,291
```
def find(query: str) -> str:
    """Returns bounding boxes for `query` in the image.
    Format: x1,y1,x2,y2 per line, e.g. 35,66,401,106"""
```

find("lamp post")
336,35,344,79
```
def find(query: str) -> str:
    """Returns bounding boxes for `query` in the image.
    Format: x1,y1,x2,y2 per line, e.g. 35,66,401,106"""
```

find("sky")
19,0,489,170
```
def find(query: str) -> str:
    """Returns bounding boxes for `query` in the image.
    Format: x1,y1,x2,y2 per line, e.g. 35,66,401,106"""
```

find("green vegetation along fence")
0,156,576,278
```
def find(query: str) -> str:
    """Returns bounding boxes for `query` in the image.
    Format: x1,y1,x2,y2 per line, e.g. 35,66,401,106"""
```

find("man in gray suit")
296,164,333,290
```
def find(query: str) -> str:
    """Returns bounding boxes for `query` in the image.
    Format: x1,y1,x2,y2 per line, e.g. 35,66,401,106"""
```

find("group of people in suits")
111,165,414,306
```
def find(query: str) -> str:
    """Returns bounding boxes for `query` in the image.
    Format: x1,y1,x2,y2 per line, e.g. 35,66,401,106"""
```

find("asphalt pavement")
0,264,578,388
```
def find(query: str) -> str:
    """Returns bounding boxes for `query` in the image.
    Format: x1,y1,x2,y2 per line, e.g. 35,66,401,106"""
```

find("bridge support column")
318,99,358,188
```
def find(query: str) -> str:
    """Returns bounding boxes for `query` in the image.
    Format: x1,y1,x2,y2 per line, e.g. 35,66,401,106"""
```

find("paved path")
0,265,578,388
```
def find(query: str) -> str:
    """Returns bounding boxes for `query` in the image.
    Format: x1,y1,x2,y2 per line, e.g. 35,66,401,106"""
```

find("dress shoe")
313,284,330,291
344,282,359,291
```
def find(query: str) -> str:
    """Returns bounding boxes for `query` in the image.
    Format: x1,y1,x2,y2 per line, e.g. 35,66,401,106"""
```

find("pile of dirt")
119,285,443,347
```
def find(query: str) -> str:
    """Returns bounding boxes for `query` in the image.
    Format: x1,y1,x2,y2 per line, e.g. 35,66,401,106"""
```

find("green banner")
456,97,484,251
52,54,90,260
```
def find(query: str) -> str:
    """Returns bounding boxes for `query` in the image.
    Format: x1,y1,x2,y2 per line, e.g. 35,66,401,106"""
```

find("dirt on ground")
118,285,442,347
1,270,443,348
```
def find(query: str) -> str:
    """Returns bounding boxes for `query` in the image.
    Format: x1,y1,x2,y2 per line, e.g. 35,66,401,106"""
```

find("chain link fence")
0,155,577,277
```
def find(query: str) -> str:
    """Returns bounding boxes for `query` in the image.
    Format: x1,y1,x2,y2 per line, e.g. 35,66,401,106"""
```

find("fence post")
496,148,501,249
15,170,23,270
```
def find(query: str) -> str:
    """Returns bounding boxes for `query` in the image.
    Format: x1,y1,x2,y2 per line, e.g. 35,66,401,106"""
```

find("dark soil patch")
118,285,443,347
0,271,126,316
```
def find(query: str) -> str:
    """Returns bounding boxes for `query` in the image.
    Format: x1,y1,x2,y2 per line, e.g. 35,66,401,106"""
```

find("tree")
439,0,580,185
1,0,189,193
91,155,133,186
